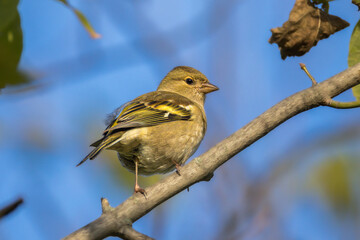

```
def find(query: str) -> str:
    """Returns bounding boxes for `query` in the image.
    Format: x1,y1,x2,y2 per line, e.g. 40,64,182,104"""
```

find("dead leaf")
269,0,349,59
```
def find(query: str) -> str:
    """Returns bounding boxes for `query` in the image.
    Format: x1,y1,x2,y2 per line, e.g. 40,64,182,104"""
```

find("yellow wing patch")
104,100,192,135
146,101,191,117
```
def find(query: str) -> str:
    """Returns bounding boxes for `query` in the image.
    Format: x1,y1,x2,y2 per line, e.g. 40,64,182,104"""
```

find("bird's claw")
175,163,182,176
134,184,147,199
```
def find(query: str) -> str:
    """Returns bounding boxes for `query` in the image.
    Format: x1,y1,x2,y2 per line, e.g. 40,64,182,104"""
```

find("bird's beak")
199,82,219,94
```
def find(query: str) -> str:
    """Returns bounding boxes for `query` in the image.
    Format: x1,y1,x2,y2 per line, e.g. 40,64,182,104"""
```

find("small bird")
77,66,218,196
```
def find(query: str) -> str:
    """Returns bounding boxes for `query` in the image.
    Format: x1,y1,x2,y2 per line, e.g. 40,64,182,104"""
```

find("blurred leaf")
307,156,360,214
24,126,54,151
348,21,360,67
269,0,349,59
353,0,360,11
73,9,101,39
57,0,101,39
348,20,360,100
0,0,28,90
0,0,18,31
352,85,360,100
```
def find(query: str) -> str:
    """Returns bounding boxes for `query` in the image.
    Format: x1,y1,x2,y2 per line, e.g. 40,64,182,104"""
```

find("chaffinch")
78,66,218,196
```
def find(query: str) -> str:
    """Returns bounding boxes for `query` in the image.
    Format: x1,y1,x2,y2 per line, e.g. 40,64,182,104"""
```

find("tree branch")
300,63,360,109
63,63,360,240
116,226,155,240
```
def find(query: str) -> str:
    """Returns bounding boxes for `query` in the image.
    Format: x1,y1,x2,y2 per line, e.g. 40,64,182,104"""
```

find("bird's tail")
77,132,123,167
77,139,108,167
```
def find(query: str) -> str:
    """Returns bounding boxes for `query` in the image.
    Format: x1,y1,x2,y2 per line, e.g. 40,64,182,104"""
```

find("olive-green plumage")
78,66,218,194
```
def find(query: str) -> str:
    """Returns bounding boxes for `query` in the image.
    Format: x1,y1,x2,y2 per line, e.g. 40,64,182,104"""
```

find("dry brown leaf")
269,0,349,59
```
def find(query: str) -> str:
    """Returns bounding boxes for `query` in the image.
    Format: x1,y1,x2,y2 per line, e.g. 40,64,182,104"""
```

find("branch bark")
63,63,360,240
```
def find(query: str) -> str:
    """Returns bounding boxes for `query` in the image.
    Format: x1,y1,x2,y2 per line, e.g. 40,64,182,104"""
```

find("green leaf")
0,0,28,91
352,0,360,11
348,20,360,100
352,85,360,100
0,0,19,31
307,155,360,215
57,0,101,39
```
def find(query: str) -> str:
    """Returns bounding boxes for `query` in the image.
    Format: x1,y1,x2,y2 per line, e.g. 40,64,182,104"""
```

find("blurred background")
1,0,360,239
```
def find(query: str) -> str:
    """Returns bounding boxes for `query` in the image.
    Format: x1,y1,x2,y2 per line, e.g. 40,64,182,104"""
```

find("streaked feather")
103,99,191,135
79,91,197,166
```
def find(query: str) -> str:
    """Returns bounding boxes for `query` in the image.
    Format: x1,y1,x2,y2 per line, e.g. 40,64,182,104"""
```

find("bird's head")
157,66,219,105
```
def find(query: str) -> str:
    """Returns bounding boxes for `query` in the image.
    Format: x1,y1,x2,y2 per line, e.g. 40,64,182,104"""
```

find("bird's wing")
103,94,192,135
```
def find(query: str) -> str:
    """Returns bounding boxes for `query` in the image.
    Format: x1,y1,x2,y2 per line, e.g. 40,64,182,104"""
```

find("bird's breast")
117,114,205,175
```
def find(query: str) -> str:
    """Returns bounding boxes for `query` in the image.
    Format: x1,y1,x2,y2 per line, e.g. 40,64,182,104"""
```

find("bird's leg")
134,160,146,198
172,161,187,190
172,160,182,176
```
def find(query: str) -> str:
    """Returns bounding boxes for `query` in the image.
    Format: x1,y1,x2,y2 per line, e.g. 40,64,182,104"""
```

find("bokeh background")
1,0,360,239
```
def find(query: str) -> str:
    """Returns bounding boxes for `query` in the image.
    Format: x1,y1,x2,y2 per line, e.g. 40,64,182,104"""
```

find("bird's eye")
185,78,194,85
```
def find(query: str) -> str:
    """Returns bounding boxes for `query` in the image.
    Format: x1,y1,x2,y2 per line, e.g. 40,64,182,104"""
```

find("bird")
77,66,218,196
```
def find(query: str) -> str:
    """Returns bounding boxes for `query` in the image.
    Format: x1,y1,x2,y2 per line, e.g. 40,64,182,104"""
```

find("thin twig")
324,99,360,109
101,198,113,214
300,63,317,86
116,226,155,240
0,198,24,220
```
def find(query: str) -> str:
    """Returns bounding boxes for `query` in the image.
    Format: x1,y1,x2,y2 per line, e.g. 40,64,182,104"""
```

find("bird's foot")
175,163,182,176
134,184,147,199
